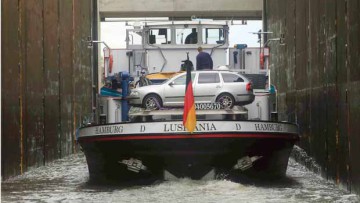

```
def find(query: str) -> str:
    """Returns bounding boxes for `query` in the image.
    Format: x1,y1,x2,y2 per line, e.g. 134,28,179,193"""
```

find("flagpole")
183,52,197,133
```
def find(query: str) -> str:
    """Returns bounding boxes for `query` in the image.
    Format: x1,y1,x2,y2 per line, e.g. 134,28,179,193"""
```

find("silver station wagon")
128,70,255,110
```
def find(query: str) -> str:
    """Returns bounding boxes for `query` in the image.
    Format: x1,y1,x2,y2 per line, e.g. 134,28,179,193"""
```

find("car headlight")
130,91,139,97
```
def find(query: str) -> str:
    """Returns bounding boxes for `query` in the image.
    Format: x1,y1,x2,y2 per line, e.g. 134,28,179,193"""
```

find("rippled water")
2,152,359,203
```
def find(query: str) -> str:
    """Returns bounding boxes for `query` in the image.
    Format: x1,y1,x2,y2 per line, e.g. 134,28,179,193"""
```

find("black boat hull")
78,130,298,183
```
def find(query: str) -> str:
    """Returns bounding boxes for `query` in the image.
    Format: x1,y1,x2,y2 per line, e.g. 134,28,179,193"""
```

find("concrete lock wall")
1,0,94,179
266,0,360,195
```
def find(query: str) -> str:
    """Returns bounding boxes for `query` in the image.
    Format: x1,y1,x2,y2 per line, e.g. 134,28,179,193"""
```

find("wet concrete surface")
1,151,359,203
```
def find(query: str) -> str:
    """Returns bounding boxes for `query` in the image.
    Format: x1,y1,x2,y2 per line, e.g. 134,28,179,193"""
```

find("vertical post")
263,0,268,44
92,0,99,123
121,72,130,121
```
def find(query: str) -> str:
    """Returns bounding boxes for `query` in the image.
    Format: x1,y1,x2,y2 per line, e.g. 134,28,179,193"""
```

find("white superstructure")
100,21,275,122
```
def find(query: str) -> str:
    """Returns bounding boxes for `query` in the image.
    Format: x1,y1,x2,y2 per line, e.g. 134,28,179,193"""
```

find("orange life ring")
109,53,114,73
260,52,264,69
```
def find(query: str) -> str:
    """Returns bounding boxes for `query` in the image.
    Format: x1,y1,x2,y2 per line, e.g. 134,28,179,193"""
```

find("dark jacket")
196,51,213,70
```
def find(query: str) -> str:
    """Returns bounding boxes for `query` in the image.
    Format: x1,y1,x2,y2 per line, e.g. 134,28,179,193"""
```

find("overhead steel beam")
99,0,262,20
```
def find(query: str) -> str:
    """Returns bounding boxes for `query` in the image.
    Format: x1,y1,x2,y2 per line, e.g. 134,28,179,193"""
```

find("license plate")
195,102,222,110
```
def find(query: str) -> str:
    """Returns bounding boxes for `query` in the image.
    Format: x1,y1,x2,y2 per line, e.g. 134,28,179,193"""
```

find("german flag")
183,56,197,133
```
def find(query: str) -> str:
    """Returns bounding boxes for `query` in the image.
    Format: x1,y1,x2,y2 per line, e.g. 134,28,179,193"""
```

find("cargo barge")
78,21,299,183
77,109,299,183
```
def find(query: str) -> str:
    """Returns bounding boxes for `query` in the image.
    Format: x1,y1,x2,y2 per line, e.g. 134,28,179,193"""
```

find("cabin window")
148,28,171,45
202,28,225,45
176,28,198,45
127,30,143,45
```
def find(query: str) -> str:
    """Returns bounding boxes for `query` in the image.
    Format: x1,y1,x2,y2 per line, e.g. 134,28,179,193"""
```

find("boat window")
202,28,225,45
198,73,220,84
221,73,244,83
176,28,198,45
148,28,171,45
127,30,142,45
172,73,195,85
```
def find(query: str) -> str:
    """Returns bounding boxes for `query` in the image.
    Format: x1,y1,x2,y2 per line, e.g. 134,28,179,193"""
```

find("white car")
128,70,255,110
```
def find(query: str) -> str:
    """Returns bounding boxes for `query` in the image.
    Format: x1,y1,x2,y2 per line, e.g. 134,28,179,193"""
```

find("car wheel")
216,93,235,109
143,94,162,110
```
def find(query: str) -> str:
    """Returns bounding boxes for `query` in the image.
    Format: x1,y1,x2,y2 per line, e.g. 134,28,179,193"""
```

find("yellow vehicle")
145,71,183,84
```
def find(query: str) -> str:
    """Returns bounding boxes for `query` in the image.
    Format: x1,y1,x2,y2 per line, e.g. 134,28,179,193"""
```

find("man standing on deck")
196,47,213,70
